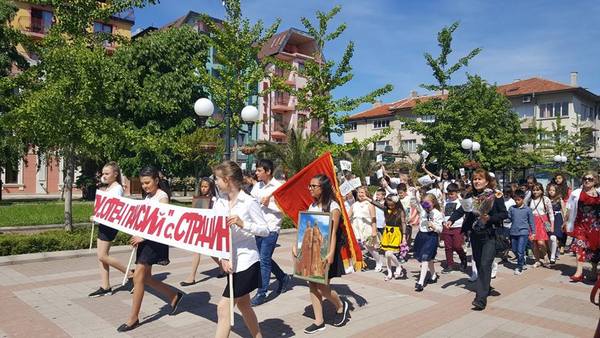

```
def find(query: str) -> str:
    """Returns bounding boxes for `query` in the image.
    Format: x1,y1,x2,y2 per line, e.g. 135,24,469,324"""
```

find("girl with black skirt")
117,166,184,332
89,161,130,297
296,174,350,334
212,161,269,338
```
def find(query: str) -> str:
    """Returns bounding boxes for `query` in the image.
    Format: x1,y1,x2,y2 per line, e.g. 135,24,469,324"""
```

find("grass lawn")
0,200,94,227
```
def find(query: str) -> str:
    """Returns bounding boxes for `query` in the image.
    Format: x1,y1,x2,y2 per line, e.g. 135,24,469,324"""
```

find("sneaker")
469,271,478,282
250,293,267,307
304,323,325,334
441,267,453,274
276,275,291,294
514,268,522,275
491,261,498,279
88,287,112,297
333,298,349,327
533,261,542,268
522,265,528,271
374,265,383,272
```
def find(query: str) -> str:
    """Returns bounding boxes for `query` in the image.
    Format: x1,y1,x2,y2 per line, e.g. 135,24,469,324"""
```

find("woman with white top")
529,182,554,267
349,186,381,271
296,174,350,334
117,166,183,332
212,161,269,338
89,161,130,298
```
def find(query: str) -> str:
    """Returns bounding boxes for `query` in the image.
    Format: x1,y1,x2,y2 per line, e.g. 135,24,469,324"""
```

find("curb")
0,223,91,233
0,228,297,266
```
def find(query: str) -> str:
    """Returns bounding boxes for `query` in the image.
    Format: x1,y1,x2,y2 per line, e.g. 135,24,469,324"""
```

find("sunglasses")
308,184,321,190
583,177,595,182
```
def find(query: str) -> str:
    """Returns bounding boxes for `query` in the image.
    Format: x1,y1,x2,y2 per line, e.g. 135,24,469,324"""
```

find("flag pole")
88,222,95,252
228,225,234,327
122,247,136,286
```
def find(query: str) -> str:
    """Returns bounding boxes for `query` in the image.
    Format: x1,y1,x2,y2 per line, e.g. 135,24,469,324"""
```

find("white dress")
351,200,372,242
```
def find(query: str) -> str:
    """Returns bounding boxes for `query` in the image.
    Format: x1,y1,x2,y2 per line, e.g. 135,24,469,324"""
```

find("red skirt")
533,215,549,241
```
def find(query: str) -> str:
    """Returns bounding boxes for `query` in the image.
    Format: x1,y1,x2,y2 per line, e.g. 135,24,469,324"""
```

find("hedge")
0,228,130,256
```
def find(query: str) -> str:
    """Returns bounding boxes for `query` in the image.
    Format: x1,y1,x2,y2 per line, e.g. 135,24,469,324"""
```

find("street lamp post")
461,138,481,178
193,97,259,162
553,154,567,169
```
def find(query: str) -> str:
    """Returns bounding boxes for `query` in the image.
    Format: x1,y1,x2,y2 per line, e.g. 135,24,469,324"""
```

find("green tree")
9,0,156,230
107,26,211,178
256,128,321,176
197,0,281,159
295,5,393,143
0,0,32,200
563,118,594,177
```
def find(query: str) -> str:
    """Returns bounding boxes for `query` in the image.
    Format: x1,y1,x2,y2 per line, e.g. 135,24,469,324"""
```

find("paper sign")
376,154,383,163
459,168,466,177
417,174,434,186
251,163,256,171
376,168,384,179
93,190,230,259
339,181,354,196
365,177,371,186
349,178,362,189
241,163,247,170
421,150,430,160
340,160,352,172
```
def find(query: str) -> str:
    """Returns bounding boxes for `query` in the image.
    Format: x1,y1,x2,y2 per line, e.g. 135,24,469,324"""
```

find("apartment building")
2,1,135,196
344,74,600,160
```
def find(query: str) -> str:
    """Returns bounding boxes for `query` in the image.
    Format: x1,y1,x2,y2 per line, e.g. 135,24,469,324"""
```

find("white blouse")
418,209,444,233
213,190,269,273
309,200,341,213
529,196,554,225
105,183,124,197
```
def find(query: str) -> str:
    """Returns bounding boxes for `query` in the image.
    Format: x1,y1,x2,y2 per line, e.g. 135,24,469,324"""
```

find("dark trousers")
255,231,286,296
442,227,467,266
471,232,496,305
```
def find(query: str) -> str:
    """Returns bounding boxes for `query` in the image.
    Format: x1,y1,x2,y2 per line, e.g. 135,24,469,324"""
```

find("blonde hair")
356,186,371,199
214,161,243,188
423,193,441,211
104,161,122,186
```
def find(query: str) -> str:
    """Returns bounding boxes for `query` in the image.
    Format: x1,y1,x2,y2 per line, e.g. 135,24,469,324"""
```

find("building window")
31,8,53,34
347,122,357,131
375,140,390,151
3,165,19,184
401,139,417,153
372,119,390,129
539,102,569,118
274,91,290,105
421,115,435,123
93,22,113,46
561,102,569,117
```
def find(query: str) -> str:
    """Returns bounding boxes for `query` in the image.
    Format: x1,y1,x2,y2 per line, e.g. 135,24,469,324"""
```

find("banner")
93,190,231,259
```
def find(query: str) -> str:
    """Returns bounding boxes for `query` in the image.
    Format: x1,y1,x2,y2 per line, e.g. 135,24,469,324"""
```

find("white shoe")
374,265,382,272
491,261,498,279
469,271,478,282
514,268,522,275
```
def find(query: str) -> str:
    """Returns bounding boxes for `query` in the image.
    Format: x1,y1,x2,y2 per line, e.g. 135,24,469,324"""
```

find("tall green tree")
296,5,393,143
563,118,595,177
197,0,281,159
9,0,155,230
0,0,31,200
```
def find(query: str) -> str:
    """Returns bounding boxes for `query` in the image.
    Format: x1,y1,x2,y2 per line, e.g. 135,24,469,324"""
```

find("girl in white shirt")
89,161,130,298
413,193,444,292
295,174,350,334
529,182,554,267
213,161,269,338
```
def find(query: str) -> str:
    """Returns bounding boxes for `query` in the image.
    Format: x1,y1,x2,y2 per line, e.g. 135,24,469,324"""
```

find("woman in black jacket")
448,169,507,311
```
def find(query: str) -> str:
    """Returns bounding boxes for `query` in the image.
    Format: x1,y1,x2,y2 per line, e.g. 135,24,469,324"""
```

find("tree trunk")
0,178,3,201
64,152,74,231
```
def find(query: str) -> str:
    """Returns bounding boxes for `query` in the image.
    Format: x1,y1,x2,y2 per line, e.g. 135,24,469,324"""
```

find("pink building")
257,28,321,143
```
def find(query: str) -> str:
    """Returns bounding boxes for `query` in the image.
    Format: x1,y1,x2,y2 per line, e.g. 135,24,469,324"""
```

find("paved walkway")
0,232,597,337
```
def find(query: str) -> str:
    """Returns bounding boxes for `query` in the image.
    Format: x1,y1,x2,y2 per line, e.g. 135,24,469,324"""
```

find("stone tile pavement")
0,232,598,337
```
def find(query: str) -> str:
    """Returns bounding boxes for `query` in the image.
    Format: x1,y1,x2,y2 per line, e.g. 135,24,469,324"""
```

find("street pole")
224,86,231,161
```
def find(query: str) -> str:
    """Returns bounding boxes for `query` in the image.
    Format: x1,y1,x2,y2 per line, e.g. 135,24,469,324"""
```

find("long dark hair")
199,177,217,198
551,172,569,199
313,174,335,212
139,165,171,200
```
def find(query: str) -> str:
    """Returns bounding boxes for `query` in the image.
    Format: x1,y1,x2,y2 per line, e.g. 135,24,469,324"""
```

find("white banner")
93,190,231,259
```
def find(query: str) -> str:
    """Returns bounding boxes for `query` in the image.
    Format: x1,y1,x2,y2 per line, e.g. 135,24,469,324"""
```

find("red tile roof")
497,77,573,97
347,103,394,121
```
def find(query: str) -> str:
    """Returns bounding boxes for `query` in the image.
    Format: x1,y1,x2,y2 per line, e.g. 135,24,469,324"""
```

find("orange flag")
273,152,363,272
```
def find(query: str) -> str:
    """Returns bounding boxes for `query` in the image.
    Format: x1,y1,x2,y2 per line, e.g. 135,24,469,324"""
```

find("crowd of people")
87,159,600,336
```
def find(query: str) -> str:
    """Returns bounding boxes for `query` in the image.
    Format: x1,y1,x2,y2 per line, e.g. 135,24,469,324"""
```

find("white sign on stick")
365,177,371,186
376,154,383,163
340,160,352,172
349,178,362,189
339,181,354,196
376,168,384,179
421,150,430,160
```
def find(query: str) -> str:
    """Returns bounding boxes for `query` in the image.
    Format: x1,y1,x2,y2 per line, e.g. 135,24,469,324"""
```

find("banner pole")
229,225,234,327
88,222,95,252
122,247,136,286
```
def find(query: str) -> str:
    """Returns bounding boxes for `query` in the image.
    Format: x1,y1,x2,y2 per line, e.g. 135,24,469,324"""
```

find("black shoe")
250,293,267,306
333,298,349,327
170,292,184,315
179,280,196,287
460,260,468,271
415,283,424,292
88,287,112,297
117,319,139,332
441,267,453,274
276,275,291,294
471,299,486,311
427,273,440,284
304,322,326,334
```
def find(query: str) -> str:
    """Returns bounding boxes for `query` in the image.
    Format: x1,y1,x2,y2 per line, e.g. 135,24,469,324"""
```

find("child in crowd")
413,194,444,291
529,183,554,267
547,183,566,264
374,188,387,235
368,194,408,281
349,187,382,271
441,183,468,273
508,189,535,275
397,183,413,256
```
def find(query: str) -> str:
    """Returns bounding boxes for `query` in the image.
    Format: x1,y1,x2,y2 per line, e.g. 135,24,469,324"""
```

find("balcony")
272,92,294,112
273,68,296,86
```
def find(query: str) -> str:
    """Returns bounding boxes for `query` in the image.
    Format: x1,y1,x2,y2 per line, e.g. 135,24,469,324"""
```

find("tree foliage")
295,5,393,142
256,128,321,176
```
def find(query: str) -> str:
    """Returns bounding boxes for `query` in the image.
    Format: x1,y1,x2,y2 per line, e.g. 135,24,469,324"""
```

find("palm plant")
256,128,322,176
342,147,377,181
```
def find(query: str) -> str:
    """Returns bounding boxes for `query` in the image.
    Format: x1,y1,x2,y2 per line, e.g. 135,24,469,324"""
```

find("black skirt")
328,228,346,280
413,231,439,262
136,240,170,266
97,224,118,242
222,261,261,298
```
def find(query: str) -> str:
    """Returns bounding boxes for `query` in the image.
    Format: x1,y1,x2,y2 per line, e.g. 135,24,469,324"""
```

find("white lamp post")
461,138,480,159
194,98,214,119
554,154,567,168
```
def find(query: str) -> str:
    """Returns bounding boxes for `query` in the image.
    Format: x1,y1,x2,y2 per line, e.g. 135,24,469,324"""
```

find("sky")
132,0,600,142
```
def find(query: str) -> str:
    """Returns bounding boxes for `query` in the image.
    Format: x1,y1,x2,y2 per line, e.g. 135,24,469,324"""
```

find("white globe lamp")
241,105,260,123
194,98,214,117
472,141,481,152
461,139,473,150
553,154,562,163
